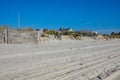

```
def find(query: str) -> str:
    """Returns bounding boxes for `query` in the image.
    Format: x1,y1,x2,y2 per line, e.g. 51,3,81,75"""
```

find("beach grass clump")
46,30,57,35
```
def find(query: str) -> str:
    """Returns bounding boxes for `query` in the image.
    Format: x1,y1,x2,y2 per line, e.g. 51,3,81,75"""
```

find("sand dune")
0,39,120,80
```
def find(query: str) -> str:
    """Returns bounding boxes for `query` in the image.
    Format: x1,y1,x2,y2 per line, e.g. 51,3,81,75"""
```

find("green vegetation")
0,26,3,32
111,32,120,38
23,27,34,31
0,25,119,39
0,25,9,32
17,28,22,31
62,31,73,35
46,30,57,35
115,35,120,38
0,25,34,32
74,30,97,37
41,33,49,37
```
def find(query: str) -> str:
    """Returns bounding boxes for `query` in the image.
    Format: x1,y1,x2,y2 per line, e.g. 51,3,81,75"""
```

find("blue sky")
0,0,120,33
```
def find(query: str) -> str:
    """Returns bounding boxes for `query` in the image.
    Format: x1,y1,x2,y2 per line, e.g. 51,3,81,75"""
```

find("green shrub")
63,31,73,35
41,33,46,37
46,30,56,35
0,26,3,32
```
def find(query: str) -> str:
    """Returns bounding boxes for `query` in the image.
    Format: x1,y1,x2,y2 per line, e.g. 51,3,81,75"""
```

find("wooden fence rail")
0,29,43,44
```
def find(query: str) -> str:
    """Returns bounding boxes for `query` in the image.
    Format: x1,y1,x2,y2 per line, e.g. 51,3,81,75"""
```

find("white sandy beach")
0,38,120,80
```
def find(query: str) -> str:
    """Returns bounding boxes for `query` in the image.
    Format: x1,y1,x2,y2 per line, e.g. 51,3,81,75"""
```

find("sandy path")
0,39,120,80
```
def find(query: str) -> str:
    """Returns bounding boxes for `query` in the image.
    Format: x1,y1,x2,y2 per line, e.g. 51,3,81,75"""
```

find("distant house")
59,27,73,32
43,29,49,33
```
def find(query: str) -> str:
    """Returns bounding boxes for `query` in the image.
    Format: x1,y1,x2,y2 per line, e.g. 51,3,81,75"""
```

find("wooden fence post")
36,29,40,44
36,29,43,44
3,29,8,44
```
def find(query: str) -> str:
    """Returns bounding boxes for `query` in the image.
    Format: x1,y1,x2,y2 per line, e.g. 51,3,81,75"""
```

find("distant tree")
111,32,115,35
59,27,63,31
93,32,98,36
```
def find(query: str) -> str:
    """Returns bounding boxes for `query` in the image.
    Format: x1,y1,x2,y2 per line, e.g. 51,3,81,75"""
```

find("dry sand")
105,70,120,80
0,38,120,80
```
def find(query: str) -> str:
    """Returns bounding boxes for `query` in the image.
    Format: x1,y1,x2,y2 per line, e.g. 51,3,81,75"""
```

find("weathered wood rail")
0,29,43,44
